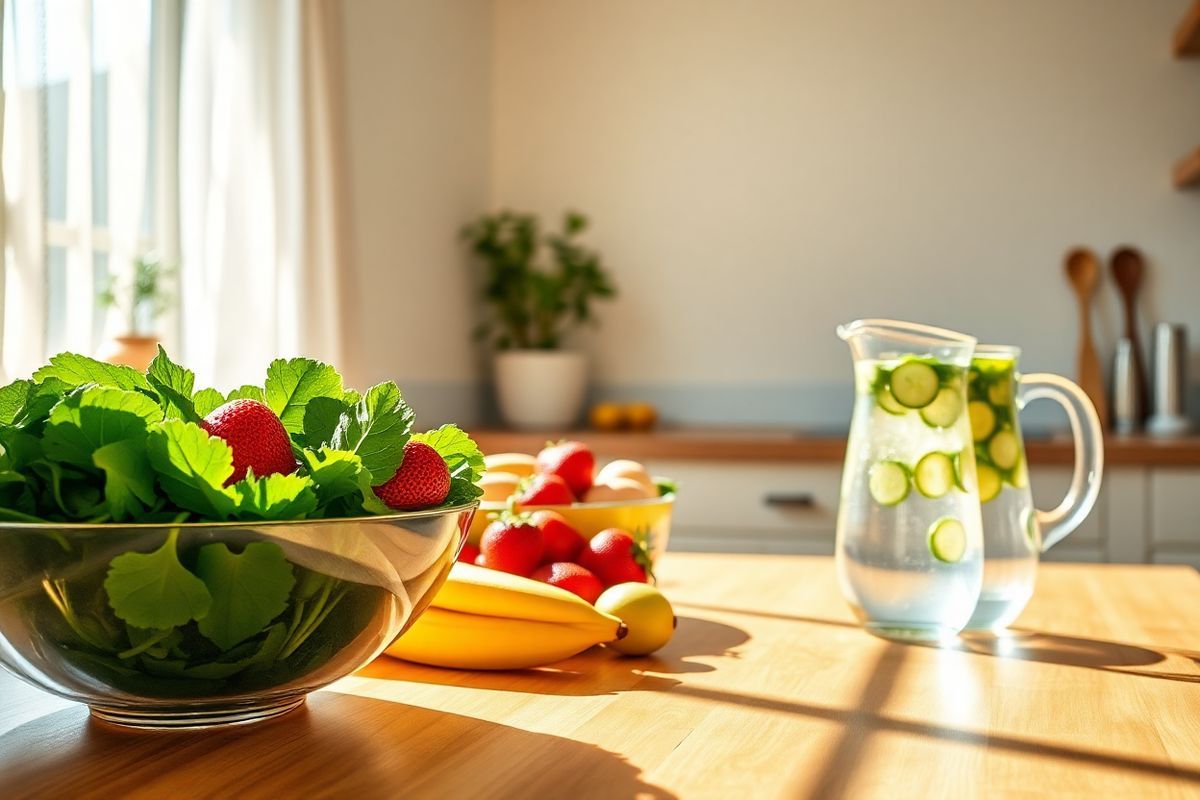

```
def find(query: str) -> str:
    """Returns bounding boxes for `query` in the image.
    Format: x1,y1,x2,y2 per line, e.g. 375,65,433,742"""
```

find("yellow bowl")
467,494,675,566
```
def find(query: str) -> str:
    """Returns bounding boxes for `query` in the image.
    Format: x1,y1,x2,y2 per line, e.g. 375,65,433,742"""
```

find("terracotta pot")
97,335,160,372
494,349,588,430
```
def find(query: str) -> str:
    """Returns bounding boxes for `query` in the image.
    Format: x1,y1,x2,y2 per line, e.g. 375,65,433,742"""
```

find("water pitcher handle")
1018,373,1105,551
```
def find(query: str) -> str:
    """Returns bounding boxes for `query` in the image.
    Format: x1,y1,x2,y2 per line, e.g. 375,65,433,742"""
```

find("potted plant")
96,253,174,371
461,210,616,430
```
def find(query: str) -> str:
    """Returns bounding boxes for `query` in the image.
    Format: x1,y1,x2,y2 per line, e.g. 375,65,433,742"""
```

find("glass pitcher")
963,346,1103,632
835,319,984,642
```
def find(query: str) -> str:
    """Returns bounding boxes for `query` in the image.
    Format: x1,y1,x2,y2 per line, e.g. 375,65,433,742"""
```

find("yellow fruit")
479,471,521,502
589,403,627,431
483,452,537,478
596,459,656,495
386,562,626,670
595,583,675,656
584,477,657,503
624,402,658,431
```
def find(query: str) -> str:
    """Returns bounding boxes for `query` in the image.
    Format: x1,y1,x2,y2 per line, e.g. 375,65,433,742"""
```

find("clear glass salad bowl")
0,503,476,729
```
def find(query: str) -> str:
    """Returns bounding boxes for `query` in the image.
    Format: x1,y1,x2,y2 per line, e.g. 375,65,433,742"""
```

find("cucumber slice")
919,387,963,429
868,461,910,506
953,447,974,492
968,401,996,442
976,463,1002,503
987,380,1012,407
928,517,967,564
914,452,955,499
1022,507,1040,552
876,386,908,416
988,429,1020,471
1010,454,1029,488
889,362,940,409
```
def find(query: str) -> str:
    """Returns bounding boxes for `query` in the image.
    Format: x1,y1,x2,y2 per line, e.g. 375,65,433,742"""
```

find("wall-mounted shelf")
1176,146,1200,188
1176,1,1200,57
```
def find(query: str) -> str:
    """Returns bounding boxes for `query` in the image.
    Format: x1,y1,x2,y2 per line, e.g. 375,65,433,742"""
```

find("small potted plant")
96,252,174,371
461,210,616,430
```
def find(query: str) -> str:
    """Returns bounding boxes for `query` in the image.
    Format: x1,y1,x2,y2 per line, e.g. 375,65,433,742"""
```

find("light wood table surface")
2,554,1199,799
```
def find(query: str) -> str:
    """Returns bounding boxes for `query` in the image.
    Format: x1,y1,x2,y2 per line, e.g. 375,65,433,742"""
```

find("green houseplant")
96,253,175,371
461,210,616,429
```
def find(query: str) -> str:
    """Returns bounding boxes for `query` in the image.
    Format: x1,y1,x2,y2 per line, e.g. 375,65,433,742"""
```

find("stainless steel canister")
1146,323,1191,437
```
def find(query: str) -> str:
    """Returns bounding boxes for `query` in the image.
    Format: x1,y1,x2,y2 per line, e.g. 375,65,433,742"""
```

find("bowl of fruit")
0,350,483,729
466,441,675,568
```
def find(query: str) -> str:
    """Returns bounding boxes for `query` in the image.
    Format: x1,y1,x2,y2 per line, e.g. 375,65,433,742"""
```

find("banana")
386,562,626,670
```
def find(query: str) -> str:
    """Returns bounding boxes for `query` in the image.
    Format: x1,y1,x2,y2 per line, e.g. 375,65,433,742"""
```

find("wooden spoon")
1110,246,1148,423
1064,247,1109,428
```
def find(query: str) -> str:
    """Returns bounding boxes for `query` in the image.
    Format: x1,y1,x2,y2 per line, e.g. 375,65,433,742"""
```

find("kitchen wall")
344,0,1200,429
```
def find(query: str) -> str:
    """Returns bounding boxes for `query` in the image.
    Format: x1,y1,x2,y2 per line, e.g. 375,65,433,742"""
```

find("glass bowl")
466,494,674,566
0,503,476,729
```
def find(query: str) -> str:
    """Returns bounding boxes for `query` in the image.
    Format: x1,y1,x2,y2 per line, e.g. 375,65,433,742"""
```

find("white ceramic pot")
494,350,588,430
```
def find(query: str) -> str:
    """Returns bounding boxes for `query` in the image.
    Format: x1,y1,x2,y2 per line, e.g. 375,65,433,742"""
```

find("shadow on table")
0,692,675,800
358,615,750,697
956,630,1200,684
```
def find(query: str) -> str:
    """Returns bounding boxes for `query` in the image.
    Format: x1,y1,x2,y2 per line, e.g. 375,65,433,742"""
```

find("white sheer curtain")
179,0,348,390
1,0,168,380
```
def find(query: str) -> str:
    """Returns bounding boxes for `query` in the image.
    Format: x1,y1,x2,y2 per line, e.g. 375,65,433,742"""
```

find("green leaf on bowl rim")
230,471,318,520
104,529,213,629
194,541,295,651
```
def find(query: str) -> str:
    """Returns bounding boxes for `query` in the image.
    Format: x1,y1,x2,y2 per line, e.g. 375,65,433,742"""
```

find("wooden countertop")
2,554,1199,798
473,428,1200,467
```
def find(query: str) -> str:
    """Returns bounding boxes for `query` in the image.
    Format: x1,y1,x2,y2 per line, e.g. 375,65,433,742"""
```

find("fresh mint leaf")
227,385,265,404
231,472,318,520
146,420,238,518
330,381,414,483
34,352,151,391
412,424,485,505
192,388,225,417
301,396,347,449
93,439,157,520
104,529,213,629
264,358,343,435
194,541,295,650
147,346,201,422
42,387,164,468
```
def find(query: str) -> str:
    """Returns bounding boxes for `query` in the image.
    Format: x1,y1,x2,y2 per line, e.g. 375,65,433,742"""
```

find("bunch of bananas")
387,562,627,670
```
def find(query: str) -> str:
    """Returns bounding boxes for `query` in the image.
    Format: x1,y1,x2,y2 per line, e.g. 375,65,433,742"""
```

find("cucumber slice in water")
988,429,1020,471
876,386,908,416
919,388,963,429
987,380,1012,406
914,452,956,499
1010,454,1029,488
968,401,996,442
889,362,940,409
928,517,967,564
976,463,1002,503
953,447,974,492
868,461,910,506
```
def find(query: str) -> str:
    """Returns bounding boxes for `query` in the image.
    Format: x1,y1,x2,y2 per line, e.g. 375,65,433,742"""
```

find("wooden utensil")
1064,247,1109,428
1110,246,1149,423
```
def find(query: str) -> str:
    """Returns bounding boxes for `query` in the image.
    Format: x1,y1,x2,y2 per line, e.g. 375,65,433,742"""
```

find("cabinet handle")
763,492,816,509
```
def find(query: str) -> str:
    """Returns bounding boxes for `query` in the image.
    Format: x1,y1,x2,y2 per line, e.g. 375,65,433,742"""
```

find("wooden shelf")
1175,0,1200,57
1174,145,1200,188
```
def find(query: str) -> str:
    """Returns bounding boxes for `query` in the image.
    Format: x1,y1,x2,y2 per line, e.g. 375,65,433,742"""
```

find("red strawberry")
373,441,451,510
458,543,480,564
479,517,543,576
531,510,585,564
201,399,298,486
531,562,604,604
515,473,575,506
536,441,595,497
577,528,653,586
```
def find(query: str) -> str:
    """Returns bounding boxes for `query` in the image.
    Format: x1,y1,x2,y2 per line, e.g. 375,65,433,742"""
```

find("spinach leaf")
146,420,238,518
93,439,158,520
301,396,347,449
34,352,151,391
227,384,266,403
146,346,202,422
194,541,295,650
42,387,163,468
104,529,213,629
230,472,318,520
192,388,225,417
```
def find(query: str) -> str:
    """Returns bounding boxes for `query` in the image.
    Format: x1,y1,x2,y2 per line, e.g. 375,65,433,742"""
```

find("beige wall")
344,0,1200,426
340,0,491,421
